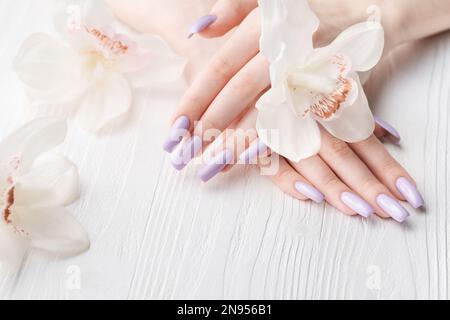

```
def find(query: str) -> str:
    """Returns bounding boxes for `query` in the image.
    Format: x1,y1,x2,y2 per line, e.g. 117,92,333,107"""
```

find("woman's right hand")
205,107,422,223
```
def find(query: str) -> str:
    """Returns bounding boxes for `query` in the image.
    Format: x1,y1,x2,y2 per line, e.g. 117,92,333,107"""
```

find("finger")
193,53,270,146
215,108,270,172
319,130,409,222
164,10,260,153
198,109,259,181
263,156,325,203
198,0,259,38
350,135,425,209
290,156,372,217
374,116,401,143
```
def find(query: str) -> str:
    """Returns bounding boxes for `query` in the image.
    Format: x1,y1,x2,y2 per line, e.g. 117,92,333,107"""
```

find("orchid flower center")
82,27,130,75
87,27,129,57
287,54,353,120
1,156,19,225
0,156,31,238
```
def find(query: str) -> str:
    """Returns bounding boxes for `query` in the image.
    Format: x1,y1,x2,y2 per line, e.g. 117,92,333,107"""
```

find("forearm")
392,0,450,47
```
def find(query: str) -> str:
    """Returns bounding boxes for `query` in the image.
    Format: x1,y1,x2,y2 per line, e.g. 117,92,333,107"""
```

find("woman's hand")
162,0,436,222
162,0,403,156
207,108,422,222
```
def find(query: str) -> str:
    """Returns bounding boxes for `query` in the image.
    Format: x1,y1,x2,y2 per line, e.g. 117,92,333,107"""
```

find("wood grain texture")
0,0,449,300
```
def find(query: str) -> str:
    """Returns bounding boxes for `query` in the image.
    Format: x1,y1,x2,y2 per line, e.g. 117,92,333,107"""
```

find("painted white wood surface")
0,0,449,300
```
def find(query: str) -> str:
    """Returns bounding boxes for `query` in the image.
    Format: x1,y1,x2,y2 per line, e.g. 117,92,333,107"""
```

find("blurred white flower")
256,0,384,162
0,118,89,269
14,0,185,133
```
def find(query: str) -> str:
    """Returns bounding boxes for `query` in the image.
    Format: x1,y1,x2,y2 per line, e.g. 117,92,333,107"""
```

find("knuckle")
382,157,402,177
321,175,342,191
276,167,294,183
183,91,203,111
235,71,258,90
361,176,383,192
326,138,352,157
210,55,234,81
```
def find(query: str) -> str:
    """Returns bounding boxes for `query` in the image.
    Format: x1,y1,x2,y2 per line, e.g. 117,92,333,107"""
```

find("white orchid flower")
14,0,185,133
0,118,89,269
256,0,385,162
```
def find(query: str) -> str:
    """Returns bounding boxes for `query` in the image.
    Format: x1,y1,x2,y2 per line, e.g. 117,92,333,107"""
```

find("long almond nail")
239,139,267,164
163,116,190,153
187,15,217,39
396,177,425,209
341,192,374,218
295,182,324,204
198,149,232,182
376,194,410,223
171,135,202,171
374,116,401,142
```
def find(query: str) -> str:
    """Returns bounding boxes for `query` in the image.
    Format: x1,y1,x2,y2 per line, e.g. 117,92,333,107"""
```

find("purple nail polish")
341,192,374,218
163,116,190,153
295,182,324,204
376,194,410,223
239,139,268,164
374,116,401,142
198,149,233,182
187,15,217,39
171,135,202,171
396,177,425,209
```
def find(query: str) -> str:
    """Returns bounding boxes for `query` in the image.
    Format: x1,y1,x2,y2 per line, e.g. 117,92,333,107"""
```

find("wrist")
385,0,450,50
379,0,403,52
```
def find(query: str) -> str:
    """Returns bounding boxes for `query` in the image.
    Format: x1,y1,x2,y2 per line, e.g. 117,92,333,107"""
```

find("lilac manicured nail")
239,139,268,164
295,182,324,204
163,116,190,153
187,15,218,39
171,135,202,171
198,149,233,182
376,194,410,223
341,192,374,218
396,177,425,209
374,116,401,142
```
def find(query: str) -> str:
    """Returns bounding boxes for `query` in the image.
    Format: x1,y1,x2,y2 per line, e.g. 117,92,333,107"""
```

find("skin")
105,0,450,218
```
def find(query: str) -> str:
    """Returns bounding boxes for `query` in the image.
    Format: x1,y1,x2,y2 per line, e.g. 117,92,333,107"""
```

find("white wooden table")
0,0,449,300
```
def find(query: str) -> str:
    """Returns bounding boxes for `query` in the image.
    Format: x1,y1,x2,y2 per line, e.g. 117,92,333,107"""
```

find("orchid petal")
76,72,131,132
14,154,80,208
259,0,319,85
256,86,321,162
317,74,375,142
117,35,186,87
315,22,385,72
14,33,86,103
13,207,90,256
0,118,67,173
81,0,115,29
0,223,28,269
54,0,114,36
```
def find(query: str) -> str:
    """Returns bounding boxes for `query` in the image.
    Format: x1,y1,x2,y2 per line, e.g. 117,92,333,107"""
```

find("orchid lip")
86,26,130,56
288,54,353,120
2,187,15,224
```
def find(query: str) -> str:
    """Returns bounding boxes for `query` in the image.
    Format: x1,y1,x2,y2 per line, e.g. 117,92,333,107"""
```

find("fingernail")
198,149,233,182
376,194,410,223
396,177,425,209
171,135,202,171
187,15,217,39
163,116,190,153
341,192,374,218
295,182,324,204
374,116,401,142
239,139,267,164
